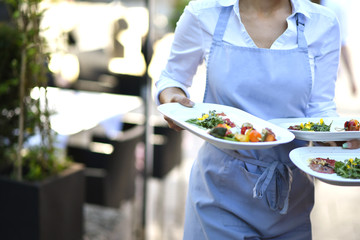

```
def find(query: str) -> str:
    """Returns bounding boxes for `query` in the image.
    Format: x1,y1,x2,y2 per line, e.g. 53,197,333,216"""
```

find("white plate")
269,117,360,141
157,102,295,150
289,147,360,186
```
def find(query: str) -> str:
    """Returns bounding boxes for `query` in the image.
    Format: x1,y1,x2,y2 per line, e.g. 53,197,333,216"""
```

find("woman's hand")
159,87,194,131
315,139,360,149
343,139,360,149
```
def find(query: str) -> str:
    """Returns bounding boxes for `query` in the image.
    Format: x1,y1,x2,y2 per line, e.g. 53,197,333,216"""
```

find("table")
44,87,143,136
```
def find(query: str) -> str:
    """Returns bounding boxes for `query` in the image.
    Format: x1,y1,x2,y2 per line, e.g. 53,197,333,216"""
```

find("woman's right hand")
159,87,194,131
343,139,360,149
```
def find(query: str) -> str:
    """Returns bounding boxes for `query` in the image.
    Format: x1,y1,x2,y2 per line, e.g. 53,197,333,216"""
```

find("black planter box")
67,125,145,208
152,125,182,178
66,114,183,208
0,163,85,240
122,120,183,179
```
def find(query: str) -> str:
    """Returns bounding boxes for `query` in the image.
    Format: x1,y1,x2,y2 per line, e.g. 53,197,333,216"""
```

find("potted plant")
169,0,190,31
0,1,85,239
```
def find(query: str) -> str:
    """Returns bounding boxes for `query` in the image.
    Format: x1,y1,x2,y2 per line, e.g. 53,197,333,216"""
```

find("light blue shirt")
320,0,348,45
155,0,341,117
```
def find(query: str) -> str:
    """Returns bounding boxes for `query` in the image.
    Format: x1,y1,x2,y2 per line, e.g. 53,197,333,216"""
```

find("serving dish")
289,146,360,186
157,102,295,150
270,117,360,141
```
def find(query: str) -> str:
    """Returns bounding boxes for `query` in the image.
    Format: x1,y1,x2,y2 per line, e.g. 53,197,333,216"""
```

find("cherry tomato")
241,122,253,134
344,119,360,131
249,130,262,142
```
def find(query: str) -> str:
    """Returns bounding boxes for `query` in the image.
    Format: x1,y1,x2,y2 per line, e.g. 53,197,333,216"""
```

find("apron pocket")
219,159,265,227
221,211,253,229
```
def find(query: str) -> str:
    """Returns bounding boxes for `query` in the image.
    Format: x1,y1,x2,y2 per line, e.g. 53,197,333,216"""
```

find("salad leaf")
209,127,227,138
334,157,360,179
186,110,224,129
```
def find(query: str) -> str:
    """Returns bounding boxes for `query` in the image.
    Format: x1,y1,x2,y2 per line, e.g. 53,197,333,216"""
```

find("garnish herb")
334,157,360,179
186,110,224,129
289,119,332,132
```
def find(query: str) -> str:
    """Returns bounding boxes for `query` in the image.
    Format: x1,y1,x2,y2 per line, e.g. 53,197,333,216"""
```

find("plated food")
288,118,332,131
157,102,295,150
288,118,359,132
289,147,360,186
309,157,336,174
186,110,277,143
309,157,360,179
270,117,360,141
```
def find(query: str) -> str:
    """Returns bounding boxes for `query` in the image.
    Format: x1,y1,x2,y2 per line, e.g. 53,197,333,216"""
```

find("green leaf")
209,127,227,138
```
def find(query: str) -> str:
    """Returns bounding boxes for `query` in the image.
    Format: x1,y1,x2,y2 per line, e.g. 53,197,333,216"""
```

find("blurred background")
1,0,360,239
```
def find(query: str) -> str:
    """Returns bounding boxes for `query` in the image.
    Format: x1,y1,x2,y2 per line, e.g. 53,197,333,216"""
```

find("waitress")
156,0,347,239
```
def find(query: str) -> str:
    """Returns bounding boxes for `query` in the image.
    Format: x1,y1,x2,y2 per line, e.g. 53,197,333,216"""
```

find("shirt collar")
291,0,311,19
218,0,311,20
218,0,236,7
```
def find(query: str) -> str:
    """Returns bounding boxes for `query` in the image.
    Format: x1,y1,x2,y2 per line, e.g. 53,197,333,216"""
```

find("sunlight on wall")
108,7,149,76
48,53,80,84
41,1,149,81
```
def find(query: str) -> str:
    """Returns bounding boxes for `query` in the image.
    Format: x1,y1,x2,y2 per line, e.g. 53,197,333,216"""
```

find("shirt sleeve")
305,16,341,118
154,3,205,105
322,0,348,45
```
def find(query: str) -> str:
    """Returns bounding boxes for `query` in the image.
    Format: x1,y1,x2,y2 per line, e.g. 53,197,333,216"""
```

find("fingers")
171,94,195,108
164,116,183,132
158,88,194,131
327,141,338,147
164,95,193,131
159,87,194,107
343,139,360,149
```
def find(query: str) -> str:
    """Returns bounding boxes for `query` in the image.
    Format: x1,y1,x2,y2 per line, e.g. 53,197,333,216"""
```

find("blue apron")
183,7,315,240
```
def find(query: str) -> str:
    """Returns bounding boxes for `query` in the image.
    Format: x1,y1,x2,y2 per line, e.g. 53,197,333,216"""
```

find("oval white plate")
289,146,360,186
157,102,295,150
269,117,360,141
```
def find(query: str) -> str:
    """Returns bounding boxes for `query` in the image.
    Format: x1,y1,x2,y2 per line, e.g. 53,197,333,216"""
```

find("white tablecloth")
45,87,143,136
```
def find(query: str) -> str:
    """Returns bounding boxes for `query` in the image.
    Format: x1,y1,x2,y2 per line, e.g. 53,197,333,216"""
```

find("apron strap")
215,7,308,51
220,147,293,215
213,6,232,42
296,13,308,50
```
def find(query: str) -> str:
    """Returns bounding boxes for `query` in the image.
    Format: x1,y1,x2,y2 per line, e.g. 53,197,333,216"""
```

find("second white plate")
157,102,295,150
270,117,360,141
289,146,360,186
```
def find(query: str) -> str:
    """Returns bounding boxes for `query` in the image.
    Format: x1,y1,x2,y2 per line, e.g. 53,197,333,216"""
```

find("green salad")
288,118,332,132
334,157,360,179
186,110,225,129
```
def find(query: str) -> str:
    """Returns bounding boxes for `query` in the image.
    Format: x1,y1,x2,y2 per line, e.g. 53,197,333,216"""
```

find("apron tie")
220,148,293,215
253,161,279,199
253,160,293,215
272,162,293,214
